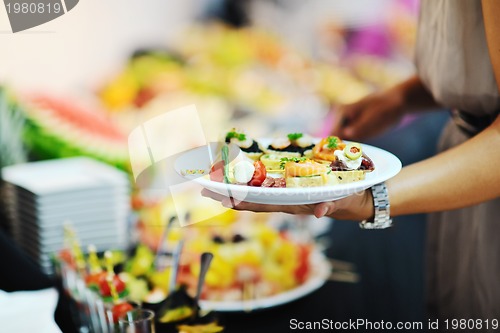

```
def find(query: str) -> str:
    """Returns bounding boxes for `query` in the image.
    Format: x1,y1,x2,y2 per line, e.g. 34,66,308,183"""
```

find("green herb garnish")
222,145,230,183
279,156,307,169
287,133,303,141
327,136,338,149
226,131,246,141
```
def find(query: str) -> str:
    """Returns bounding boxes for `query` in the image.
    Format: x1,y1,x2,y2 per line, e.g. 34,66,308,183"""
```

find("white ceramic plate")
199,251,331,312
175,139,402,205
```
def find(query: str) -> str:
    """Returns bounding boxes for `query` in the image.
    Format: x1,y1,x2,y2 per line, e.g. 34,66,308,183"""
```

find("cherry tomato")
209,161,225,183
111,302,134,323
294,245,311,284
58,249,75,268
98,274,126,297
85,271,107,288
248,161,267,186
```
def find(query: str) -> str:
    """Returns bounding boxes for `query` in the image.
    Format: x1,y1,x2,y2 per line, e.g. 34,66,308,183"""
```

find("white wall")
0,0,203,94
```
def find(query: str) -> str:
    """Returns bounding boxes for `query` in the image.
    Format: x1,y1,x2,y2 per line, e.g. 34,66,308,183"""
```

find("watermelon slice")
22,95,130,171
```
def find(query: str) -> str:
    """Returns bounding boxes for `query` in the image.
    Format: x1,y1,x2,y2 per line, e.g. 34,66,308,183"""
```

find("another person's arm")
332,75,439,140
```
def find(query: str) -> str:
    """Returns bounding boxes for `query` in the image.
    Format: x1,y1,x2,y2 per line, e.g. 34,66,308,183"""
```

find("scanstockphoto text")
289,318,499,331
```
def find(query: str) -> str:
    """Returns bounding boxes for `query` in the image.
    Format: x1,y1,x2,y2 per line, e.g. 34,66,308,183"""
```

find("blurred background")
0,0,449,332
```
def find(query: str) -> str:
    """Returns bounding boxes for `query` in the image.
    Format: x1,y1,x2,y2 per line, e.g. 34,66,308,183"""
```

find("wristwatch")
359,182,393,229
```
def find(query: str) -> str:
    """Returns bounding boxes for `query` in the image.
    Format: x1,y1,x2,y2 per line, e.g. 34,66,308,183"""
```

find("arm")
397,75,439,112
387,115,500,216
332,74,439,140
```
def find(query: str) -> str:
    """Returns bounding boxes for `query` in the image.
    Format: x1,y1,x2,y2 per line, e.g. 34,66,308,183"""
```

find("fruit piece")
128,245,154,277
294,245,311,284
344,143,362,160
177,322,224,333
111,302,134,323
99,274,126,297
159,306,194,323
22,95,129,171
58,248,75,268
209,161,224,183
85,271,107,289
248,161,267,186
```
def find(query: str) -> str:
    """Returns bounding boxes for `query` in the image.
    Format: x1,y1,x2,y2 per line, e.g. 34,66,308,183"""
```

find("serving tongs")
155,246,215,331
153,216,177,271
194,252,214,309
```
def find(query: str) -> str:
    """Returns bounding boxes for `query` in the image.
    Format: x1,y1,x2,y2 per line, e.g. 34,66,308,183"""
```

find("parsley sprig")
287,133,303,141
226,131,246,141
279,157,307,169
327,136,339,149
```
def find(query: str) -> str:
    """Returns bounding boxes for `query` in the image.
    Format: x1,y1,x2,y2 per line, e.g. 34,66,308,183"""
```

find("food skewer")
104,251,133,324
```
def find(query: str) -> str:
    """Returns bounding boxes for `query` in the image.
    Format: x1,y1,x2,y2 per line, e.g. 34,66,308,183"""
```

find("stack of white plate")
2,157,130,274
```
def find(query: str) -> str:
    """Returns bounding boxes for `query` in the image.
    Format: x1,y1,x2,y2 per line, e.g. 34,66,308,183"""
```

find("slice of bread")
260,154,283,170
286,176,325,188
286,171,365,187
264,149,301,158
330,171,365,184
244,151,264,161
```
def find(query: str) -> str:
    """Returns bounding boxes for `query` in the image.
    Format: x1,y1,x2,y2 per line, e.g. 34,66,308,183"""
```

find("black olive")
212,235,225,244
232,234,246,243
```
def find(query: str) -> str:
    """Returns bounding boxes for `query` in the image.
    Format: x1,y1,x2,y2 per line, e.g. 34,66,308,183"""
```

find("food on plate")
331,144,375,172
224,129,264,161
209,149,267,187
326,141,375,184
206,134,374,188
178,221,313,301
265,133,315,157
312,136,346,162
282,157,338,188
126,202,316,304
259,153,284,172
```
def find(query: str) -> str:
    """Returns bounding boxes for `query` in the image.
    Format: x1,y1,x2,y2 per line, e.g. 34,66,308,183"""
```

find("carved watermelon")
22,95,130,171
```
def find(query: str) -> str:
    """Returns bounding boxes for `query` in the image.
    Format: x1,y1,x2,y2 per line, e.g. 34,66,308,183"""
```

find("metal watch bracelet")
359,182,392,229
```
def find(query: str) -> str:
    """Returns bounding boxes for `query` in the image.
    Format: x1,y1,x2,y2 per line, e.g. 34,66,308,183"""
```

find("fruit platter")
55,208,330,332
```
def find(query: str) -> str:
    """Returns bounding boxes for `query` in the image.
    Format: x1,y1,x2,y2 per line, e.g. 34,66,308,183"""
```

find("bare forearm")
395,75,439,113
387,116,500,216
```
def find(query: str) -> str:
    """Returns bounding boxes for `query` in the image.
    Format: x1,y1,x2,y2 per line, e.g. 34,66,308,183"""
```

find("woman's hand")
332,88,406,141
201,188,374,221
332,75,438,141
